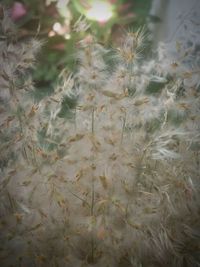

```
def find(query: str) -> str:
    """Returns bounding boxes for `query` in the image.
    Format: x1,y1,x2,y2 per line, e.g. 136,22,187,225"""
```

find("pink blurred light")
11,2,27,21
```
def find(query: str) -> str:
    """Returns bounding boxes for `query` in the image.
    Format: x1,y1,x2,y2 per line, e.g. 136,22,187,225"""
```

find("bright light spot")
53,22,62,33
48,30,56,37
64,33,71,40
85,0,114,22
56,0,69,9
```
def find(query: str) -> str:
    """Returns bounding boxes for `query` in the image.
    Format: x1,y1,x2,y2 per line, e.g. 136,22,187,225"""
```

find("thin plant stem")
120,113,126,145
74,107,77,131
91,107,95,134
91,106,95,263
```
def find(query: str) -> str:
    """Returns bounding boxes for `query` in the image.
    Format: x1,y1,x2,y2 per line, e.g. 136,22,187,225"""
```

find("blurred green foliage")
2,0,152,96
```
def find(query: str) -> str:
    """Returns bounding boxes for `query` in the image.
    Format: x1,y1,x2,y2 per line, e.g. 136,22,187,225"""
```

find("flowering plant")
0,7,200,267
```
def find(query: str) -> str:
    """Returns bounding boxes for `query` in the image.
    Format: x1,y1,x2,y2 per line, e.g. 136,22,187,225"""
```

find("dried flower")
0,9,200,267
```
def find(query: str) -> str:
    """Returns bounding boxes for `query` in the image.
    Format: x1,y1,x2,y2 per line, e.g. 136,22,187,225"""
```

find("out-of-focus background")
2,0,200,97
2,0,152,97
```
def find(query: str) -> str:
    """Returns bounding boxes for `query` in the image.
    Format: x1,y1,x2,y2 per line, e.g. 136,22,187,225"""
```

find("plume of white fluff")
0,6,200,267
